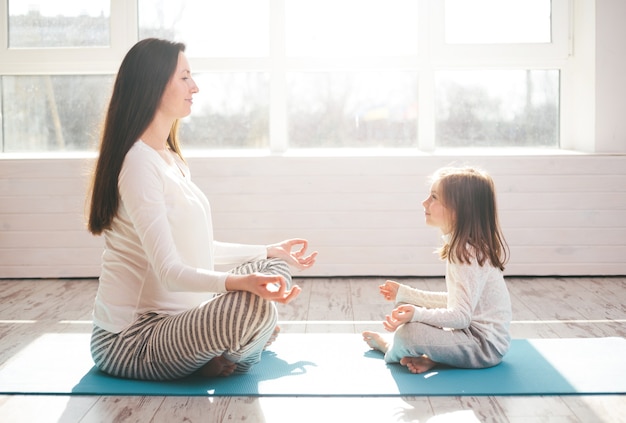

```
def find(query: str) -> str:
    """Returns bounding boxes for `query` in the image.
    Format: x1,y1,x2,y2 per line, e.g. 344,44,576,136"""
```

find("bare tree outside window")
287,72,418,148
179,73,271,150
8,0,110,48
435,70,559,148
0,0,563,152
2,75,113,152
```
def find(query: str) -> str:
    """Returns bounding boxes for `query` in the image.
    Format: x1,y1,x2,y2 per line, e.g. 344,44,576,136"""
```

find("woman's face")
422,180,453,233
158,52,199,120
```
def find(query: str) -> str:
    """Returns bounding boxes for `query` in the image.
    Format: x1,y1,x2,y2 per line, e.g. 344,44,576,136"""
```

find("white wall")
1,153,625,278
1,1,625,279
595,0,626,153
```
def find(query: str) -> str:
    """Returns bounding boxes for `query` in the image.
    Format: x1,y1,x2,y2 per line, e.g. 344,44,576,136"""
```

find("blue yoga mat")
0,334,624,396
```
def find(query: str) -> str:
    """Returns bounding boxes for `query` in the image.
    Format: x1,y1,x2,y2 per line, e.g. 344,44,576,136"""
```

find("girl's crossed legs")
363,321,503,374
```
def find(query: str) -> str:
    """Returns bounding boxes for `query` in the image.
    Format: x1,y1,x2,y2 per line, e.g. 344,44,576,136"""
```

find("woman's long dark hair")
88,38,186,235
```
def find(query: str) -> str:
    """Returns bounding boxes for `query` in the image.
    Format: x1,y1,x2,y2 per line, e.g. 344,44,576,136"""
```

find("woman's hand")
266,239,318,270
382,304,415,332
379,280,400,302
225,273,301,304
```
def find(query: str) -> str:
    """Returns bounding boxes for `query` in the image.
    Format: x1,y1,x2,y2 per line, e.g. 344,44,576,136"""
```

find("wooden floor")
0,276,625,423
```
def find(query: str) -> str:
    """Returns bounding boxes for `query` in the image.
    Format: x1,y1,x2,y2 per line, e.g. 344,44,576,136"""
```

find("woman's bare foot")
400,355,438,374
199,355,237,378
362,331,390,353
265,325,280,349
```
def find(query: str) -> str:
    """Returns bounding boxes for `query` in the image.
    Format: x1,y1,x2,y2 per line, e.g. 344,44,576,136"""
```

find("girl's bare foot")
400,355,438,374
265,325,280,349
362,331,389,353
199,355,237,378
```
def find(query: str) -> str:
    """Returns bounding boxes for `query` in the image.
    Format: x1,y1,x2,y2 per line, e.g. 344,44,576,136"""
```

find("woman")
87,38,317,381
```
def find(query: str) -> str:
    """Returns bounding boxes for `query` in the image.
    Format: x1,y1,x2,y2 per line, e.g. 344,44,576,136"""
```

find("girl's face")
422,180,453,233
159,52,199,120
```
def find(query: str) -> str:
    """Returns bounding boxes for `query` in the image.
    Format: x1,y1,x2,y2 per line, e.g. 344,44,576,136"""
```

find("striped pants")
90,258,291,381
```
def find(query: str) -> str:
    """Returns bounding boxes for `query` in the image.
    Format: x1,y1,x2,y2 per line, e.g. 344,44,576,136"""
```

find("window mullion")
0,1,7,61
269,0,288,154
110,0,138,59
418,0,435,151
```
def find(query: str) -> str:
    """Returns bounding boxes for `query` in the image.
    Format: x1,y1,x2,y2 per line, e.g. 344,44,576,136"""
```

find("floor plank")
0,276,624,422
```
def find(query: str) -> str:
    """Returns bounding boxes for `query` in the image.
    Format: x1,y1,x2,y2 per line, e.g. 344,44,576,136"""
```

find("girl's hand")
225,273,302,304
267,239,318,270
382,304,415,332
379,280,400,302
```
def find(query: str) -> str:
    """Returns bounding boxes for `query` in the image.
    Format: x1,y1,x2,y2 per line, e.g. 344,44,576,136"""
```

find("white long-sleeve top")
396,240,512,355
93,141,266,333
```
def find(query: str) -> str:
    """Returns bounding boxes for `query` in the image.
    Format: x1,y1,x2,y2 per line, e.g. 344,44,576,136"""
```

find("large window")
0,0,570,153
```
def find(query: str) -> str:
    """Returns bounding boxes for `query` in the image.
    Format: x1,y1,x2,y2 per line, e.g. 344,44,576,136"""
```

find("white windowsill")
0,147,606,161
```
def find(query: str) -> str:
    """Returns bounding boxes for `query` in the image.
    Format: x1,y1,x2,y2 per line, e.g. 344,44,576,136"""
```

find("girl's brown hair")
435,167,509,270
87,38,186,235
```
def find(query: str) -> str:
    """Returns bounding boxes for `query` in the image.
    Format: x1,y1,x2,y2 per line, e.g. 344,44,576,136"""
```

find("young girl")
362,166,511,374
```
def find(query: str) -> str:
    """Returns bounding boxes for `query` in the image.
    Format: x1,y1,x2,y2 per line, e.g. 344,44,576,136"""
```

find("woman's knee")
265,258,292,286
225,290,278,329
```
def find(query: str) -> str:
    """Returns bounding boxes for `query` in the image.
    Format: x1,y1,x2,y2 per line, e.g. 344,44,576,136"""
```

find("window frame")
0,0,136,74
0,0,580,154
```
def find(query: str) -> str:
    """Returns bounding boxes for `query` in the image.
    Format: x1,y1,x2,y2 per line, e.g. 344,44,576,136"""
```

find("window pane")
287,72,418,148
2,75,113,152
435,70,559,148
179,73,270,149
445,0,551,44
286,0,419,57
8,0,110,48
138,0,269,57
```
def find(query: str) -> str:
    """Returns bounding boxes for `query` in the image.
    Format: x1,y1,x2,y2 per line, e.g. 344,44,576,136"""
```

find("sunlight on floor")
427,410,481,422
0,333,93,392
253,397,483,422
255,396,435,423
